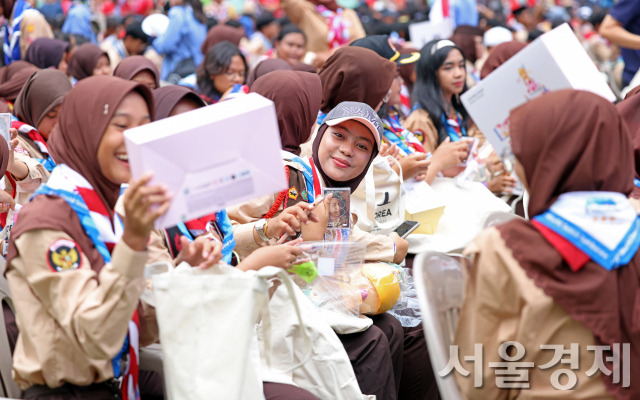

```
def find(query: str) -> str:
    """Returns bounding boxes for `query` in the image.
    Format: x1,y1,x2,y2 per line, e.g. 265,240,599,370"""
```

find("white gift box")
124,93,287,229
461,23,615,158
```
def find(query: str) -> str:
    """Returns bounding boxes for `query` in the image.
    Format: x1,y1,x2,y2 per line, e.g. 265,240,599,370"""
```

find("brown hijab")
251,70,322,156
479,41,526,79
68,43,109,81
498,90,639,400
201,25,244,55
246,58,292,88
153,85,206,120
318,47,396,113
24,38,69,69
449,25,483,63
0,61,39,102
113,56,160,89
14,69,72,131
48,76,154,211
616,86,640,198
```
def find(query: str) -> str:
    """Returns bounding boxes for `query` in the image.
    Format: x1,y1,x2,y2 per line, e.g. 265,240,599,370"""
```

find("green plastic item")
288,261,318,283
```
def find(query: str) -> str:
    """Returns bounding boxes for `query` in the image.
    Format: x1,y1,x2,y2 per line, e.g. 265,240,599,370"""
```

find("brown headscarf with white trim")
480,40,526,79
113,55,160,89
14,69,71,130
497,90,640,400
251,70,322,155
318,46,396,113
68,43,109,81
153,85,206,120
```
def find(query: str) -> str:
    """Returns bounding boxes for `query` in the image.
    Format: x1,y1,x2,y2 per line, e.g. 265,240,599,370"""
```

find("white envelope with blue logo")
124,93,287,229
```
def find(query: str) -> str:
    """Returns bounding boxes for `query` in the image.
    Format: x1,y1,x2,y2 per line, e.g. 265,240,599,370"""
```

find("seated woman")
6,69,71,226
0,60,39,113
24,38,71,74
68,43,111,81
404,39,513,190
273,24,307,66
195,41,248,104
455,89,639,399
113,55,161,89
615,85,640,210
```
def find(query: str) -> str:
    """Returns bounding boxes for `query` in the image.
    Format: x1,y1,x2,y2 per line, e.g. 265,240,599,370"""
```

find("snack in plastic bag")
292,241,366,318
358,263,401,315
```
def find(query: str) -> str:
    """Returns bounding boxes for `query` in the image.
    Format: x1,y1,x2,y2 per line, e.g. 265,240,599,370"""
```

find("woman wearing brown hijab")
0,60,38,112
479,40,527,79
616,85,640,203
24,38,70,72
455,90,639,399
68,43,111,81
113,55,160,89
5,69,72,226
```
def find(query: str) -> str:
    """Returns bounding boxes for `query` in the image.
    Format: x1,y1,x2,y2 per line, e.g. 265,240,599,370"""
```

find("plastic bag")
387,267,423,327
358,262,403,316
292,241,367,318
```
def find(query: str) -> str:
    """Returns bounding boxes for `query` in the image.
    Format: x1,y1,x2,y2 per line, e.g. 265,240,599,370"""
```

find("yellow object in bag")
359,263,401,315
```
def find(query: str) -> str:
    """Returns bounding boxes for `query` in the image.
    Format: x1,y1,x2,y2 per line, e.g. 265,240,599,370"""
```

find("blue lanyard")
290,156,315,203
34,185,120,263
635,178,640,189
440,112,467,142
176,210,236,264
382,117,413,155
316,111,327,126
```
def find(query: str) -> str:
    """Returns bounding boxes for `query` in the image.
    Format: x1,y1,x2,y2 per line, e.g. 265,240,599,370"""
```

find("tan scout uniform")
403,108,485,154
454,227,613,399
6,230,157,390
227,158,396,262
280,0,365,53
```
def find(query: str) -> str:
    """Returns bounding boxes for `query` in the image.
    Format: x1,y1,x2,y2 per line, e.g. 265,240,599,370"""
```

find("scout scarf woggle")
33,164,141,400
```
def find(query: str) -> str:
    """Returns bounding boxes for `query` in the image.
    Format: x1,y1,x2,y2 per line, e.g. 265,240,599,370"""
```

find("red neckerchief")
309,157,322,196
532,219,590,272
12,120,49,156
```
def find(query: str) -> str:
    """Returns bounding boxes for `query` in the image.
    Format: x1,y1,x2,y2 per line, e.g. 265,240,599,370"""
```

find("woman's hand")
7,128,28,181
237,238,304,271
389,232,409,264
175,235,223,269
0,190,14,213
399,152,431,180
379,143,401,160
432,138,468,170
487,173,517,194
122,172,172,251
265,202,321,240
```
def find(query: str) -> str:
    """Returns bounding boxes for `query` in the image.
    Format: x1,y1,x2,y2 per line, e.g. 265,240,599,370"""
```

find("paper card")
408,18,454,49
322,187,351,229
460,23,615,158
317,257,336,276
124,93,287,229
403,181,445,214
0,113,11,150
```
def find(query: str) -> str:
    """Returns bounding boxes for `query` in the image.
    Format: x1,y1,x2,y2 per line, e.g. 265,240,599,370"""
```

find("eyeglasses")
224,70,245,79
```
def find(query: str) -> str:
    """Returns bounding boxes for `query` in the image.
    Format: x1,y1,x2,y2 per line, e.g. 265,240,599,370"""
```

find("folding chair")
413,251,469,400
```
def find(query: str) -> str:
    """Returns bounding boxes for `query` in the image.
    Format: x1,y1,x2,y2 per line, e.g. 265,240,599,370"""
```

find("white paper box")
460,24,615,158
124,93,287,229
408,18,454,49
403,181,446,234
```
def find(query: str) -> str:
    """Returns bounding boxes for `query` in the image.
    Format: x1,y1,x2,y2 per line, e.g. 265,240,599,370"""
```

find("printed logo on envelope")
517,66,548,100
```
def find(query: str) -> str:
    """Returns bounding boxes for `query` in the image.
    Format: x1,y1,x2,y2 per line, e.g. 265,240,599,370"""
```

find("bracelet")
264,218,270,239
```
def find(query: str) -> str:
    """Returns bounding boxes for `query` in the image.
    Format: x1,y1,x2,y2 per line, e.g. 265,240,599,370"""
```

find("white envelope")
124,93,287,229
461,23,615,158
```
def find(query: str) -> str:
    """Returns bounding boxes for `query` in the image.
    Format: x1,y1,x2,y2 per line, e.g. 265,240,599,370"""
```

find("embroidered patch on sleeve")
47,239,83,272
288,187,299,200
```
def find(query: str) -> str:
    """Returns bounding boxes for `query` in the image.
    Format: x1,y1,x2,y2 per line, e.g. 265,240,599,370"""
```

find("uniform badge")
301,190,308,201
47,239,82,272
288,187,298,200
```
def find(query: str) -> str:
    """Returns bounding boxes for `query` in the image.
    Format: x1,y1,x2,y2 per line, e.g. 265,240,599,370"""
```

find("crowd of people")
0,0,638,398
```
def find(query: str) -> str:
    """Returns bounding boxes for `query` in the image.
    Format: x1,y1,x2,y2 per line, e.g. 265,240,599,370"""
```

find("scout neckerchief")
164,211,236,264
634,178,640,189
316,6,351,49
264,153,315,219
11,120,56,172
441,111,467,142
317,111,327,126
381,114,426,156
533,191,640,271
399,83,412,118
33,164,140,400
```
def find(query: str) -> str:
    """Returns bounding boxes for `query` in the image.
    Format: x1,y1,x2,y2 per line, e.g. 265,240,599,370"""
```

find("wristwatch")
254,218,270,242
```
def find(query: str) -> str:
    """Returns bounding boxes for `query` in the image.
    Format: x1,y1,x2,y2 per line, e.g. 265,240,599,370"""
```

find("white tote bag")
152,263,310,400
351,155,405,235
258,284,375,400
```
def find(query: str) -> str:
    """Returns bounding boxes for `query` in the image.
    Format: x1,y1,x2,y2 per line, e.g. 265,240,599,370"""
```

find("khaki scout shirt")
6,229,154,390
454,227,613,399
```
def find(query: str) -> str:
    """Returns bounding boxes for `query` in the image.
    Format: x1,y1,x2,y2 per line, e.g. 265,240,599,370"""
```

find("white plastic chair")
0,270,20,399
481,210,524,229
413,251,469,400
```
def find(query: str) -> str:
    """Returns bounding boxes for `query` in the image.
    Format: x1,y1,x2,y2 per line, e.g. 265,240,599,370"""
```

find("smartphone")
393,221,420,238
